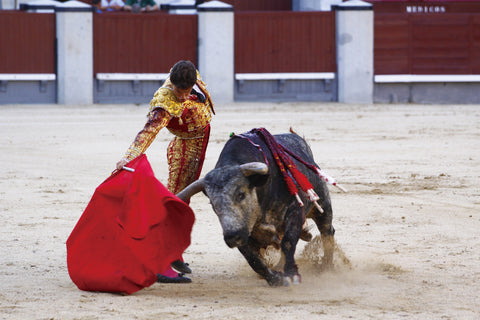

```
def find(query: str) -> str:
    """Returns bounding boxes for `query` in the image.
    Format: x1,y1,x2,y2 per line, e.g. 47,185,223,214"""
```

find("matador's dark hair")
170,60,197,89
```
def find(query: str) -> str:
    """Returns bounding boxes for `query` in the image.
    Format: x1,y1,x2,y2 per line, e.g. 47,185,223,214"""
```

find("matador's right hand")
116,158,129,171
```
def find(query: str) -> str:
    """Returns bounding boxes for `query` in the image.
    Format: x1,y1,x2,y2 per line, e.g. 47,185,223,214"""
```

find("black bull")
177,130,335,286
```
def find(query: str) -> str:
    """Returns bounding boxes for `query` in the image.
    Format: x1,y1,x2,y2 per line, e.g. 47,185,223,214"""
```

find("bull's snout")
224,230,248,248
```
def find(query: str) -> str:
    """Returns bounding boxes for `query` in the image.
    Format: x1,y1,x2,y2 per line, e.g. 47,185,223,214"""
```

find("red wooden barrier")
93,12,197,74
235,11,336,73
374,1,480,75
0,11,55,74
369,0,480,14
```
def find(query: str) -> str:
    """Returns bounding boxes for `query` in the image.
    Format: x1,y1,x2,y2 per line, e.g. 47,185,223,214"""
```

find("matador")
116,60,214,283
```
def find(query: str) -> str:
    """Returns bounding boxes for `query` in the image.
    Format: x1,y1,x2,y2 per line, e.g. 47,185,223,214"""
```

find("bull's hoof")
266,272,302,287
267,277,288,287
291,274,301,285
284,274,301,286
266,271,288,287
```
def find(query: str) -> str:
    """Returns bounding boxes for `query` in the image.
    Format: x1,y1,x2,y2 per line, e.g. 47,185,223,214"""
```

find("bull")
177,129,336,286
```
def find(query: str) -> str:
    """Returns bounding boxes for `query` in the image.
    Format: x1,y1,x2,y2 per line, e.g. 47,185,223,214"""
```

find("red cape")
66,154,195,294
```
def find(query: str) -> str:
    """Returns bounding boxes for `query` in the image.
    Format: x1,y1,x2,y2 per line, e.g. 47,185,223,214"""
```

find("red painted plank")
93,12,197,74
235,11,336,73
0,12,55,74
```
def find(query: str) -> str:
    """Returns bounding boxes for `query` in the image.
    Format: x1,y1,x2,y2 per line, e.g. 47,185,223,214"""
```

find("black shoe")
156,273,192,284
171,260,192,274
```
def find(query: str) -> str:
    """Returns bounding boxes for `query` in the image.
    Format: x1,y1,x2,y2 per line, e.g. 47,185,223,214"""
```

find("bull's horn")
240,162,268,176
176,178,205,202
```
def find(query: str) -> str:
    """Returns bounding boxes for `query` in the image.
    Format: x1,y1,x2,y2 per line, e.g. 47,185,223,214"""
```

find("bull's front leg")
281,206,304,284
237,245,288,286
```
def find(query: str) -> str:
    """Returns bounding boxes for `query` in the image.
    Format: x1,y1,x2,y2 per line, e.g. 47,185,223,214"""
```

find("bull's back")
273,133,316,165
216,132,316,169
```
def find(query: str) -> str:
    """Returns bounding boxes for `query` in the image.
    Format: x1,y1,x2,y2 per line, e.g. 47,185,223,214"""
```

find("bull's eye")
236,192,246,202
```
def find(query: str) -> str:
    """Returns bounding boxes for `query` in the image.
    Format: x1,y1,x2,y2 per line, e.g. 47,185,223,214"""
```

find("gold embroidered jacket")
123,72,214,161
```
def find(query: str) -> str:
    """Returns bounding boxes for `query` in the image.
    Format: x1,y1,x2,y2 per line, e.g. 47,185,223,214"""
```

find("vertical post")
197,1,234,104
334,0,373,104
56,1,94,105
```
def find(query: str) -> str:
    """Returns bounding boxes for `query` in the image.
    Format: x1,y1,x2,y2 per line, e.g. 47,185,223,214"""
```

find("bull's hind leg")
308,197,335,269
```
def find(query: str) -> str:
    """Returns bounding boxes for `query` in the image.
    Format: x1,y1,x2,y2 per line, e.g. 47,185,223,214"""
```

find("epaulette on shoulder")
149,87,184,117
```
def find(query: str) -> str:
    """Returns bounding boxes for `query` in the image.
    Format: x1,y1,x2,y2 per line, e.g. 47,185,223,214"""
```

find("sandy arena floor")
0,102,479,319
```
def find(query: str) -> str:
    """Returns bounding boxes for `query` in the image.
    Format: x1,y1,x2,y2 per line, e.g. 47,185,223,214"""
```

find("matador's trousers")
166,125,210,196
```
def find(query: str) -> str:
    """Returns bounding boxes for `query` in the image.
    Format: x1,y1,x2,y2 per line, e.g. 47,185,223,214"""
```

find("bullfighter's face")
172,84,193,103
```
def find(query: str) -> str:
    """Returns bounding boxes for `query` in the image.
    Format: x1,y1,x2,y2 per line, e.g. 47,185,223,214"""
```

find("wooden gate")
93,12,198,74
374,1,480,75
235,11,336,73
0,11,55,74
